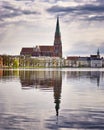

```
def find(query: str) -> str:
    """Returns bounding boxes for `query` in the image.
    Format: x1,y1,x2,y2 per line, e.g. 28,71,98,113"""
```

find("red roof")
20,48,33,55
90,55,97,58
67,56,79,60
39,46,54,52
21,48,33,52
20,46,55,56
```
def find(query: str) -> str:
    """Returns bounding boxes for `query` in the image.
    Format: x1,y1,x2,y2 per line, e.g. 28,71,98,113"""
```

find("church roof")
20,48,33,55
20,46,55,56
39,46,54,52
67,56,79,60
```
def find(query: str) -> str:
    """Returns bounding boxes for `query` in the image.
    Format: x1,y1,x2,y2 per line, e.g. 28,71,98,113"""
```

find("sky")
0,0,104,57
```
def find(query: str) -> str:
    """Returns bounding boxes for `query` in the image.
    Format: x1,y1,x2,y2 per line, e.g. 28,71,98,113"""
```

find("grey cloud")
47,4,104,13
74,0,104,4
47,4,104,21
0,1,39,22
88,16,104,21
15,0,35,1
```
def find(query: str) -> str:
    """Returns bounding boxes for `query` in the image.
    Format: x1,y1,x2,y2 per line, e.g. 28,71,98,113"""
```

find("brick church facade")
20,17,62,58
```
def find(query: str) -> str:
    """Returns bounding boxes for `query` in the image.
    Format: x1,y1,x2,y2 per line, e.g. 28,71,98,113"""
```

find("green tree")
13,59,19,68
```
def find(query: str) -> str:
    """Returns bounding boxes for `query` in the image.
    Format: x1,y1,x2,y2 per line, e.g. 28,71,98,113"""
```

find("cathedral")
20,17,62,58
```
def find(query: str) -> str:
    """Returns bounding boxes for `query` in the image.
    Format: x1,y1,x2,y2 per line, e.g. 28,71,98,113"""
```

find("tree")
13,59,19,68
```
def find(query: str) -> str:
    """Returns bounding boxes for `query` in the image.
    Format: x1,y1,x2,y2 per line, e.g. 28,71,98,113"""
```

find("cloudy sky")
0,0,104,57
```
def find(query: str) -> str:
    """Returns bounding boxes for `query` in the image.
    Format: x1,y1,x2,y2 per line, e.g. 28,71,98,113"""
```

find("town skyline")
0,0,104,57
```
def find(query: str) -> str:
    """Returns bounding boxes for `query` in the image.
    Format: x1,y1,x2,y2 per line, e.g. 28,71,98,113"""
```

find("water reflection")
0,69,19,81
0,69,103,88
65,71,102,87
19,70,62,117
0,69,104,129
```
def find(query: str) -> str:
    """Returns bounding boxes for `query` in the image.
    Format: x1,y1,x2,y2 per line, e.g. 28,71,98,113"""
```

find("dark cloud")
47,4,104,21
15,0,35,1
47,4,104,13
0,1,39,22
88,15,104,21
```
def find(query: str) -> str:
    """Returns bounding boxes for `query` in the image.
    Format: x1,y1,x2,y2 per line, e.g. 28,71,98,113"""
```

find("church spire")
54,16,61,45
97,48,100,58
55,16,60,36
54,16,62,58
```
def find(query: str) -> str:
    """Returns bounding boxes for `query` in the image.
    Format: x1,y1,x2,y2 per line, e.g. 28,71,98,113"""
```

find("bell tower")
54,17,62,58
97,48,100,58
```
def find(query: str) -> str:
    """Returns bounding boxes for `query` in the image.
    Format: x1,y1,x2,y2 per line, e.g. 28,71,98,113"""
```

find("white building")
90,50,102,68
31,56,63,67
77,57,90,67
90,59,102,68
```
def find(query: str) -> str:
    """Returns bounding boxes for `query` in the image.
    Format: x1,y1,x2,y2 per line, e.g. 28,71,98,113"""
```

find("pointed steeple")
55,16,60,36
97,48,100,55
97,48,100,58
54,16,62,58
54,16,61,45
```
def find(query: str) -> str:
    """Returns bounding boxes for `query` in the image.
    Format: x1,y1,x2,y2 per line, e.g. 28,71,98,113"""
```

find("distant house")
102,58,104,67
90,49,102,68
0,56,3,68
66,56,90,67
90,55,102,68
78,57,90,67
66,49,103,68
20,17,62,58
66,56,79,67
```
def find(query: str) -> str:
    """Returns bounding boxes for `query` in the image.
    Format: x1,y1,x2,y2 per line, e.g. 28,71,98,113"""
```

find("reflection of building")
90,71,100,87
66,71,101,87
0,70,19,80
19,70,62,116
53,71,62,116
0,70,3,77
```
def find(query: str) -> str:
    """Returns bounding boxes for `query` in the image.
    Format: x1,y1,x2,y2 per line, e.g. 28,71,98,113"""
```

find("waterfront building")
0,56,3,68
19,56,63,68
102,58,104,67
90,49,102,68
66,49,103,68
66,56,79,67
90,56,102,68
66,56,90,67
78,57,90,67
20,17,62,58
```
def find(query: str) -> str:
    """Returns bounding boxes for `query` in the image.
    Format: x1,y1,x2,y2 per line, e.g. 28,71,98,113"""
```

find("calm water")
0,68,104,130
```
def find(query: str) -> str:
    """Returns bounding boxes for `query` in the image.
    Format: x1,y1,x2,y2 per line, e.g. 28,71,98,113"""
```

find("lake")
0,68,104,130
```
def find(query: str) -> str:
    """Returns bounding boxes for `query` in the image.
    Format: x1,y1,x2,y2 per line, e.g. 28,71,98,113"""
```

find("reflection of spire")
97,72,100,87
55,98,60,116
90,71,100,87
97,76,100,87
53,71,62,117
